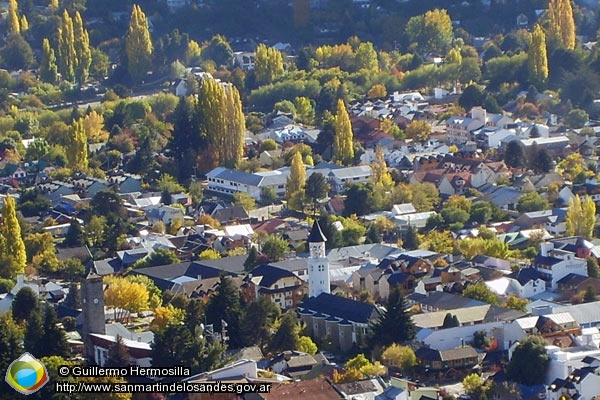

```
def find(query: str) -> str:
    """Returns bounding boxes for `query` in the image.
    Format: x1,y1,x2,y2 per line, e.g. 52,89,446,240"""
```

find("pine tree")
40,38,58,84
269,312,299,353
67,118,88,169
403,226,420,250
369,286,415,347
73,11,91,85
546,0,576,50
204,275,242,347
254,44,285,86
65,219,85,247
42,307,69,357
7,0,20,34
333,99,354,166
24,308,44,356
57,10,76,82
286,151,306,210
0,195,26,276
125,5,153,83
106,336,131,367
528,25,548,88
244,247,259,271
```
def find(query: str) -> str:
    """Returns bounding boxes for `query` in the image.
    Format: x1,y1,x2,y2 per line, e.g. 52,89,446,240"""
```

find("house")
298,292,379,352
547,362,600,400
445,116,484,143
146,205,185,225
334,378,389,399
268,351,328,379
407,291,487,313
415,345,481,372
485,267,549,299
544,346,600,386
233,51,255,71
206,167,288,201
482,185,523,211
512,208,568,236
259,378,343,400
411,304,527,330
533,242,588,289
89,323,153,367
242,264,307,310
211,206,250,225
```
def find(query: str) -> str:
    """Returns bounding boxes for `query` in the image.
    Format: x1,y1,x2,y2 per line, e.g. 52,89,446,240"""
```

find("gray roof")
326,244,403,262
554,301,600,326
207,167,263,186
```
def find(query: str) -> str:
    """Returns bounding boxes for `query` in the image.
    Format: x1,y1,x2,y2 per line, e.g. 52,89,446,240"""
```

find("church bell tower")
307,220,330,298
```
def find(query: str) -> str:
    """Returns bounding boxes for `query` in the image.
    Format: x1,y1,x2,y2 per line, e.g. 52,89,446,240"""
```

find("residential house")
268,351,329,379
242,264,307,310
485,267,549,299
298,292,380,352
89,323,153,367
146,205,185,225
233,51,255,71
482,185,523,211
415,345,481,372
407,291,487,313
512,208,568,236
411,304,527,330
547,361,600,400
533,242,588,289
445,116,484,143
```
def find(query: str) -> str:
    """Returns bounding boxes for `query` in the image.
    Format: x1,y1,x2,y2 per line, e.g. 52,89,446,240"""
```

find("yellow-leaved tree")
333,99,354,166
0,194,27,277
565,195,596,238
528,25,548,88
286,151,306,210
125,4,153,83
104,276,149,324
546,0,576,50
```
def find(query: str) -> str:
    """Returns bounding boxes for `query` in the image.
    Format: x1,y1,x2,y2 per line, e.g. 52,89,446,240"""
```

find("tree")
24,307,44,356
57,9,76,82
240,297,280,349
531,147,553,173
546,0,576,50
405,120,431,142
199,249,221,260
343,184,375,216
12,287,39,323
587,257,600,279
504,141,526,168
528,25,548,88
0,195,26,277
66,119,88,170
105,336,131,368
7,0,20,34
1,33,34,71
564,109,589,129
254,44,284,86
262,236,289,262
584,285,596,303
72,11,91,85
297,336,318,354
133,249,179,269
443,313,460,328
306,172,329,208
333,99,354,166
504,295,529,312
270,312,299,353
40,38,58,84
463,373,487,397
82,110,108,144
507,335,550,385
286,151,306,210
403,226,420,250
517,191,550,213
381,344,416,372
205,275,242,348
368,84,387,98
64,219,85,247
104,276,150,323
151,304,185,331
463,283,499,305
0,314,23,394
125,5,153,83
41,306,69,357
365,224,382,244
565,195,595,238
369,286,415,347
202,35,233,67
244,247,259,271
232,192,257,211
406,9,453,54
371,146,393,189
459,84,485,110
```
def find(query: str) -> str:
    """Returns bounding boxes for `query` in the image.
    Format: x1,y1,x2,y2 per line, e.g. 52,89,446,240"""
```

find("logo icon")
5,353,49,395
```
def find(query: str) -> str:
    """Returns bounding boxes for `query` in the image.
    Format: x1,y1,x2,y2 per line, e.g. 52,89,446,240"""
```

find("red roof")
261,379,343,400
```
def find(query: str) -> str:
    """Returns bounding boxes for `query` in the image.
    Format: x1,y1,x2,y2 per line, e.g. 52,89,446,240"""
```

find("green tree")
507,335,550,385
528,25,549,88
133,249,179,269
254,44,285,86
365,224,382,244
0,314,23,395
66,118,88,169
587,257,600,279
125,5,153,83
204,275,242,348
564,109,589,129
584,285,596,302
269,312,299,353
517,191,550,213
202,35,233,67
504,141,527,168
105,336,131,368
198,249,221,260
232,192,257,211
72,11,91,85
443,313,460,328
262,236,289,262
369,286,415,347
0,195,26,276
406,9,453,54
1,33,34,70
306,172,329,207
403,226,420,250
244,247,260,271
41,306,69,357
459,84,485,110
57,9,76,82
546,0,576,50
240,296,280,349
11,287,39,322
405,120,431,142
294,97,315,124
297,336,318,354
463,282,499,305
286,151,306,210
381,344,416,372
24,307,44,356
463,373,487,398
40,38,58,84
343,183,375,216
565,195,596,238
64,219,85,247
504,295,529,312
531,147,553,173
333,99,354,166
355,42,379,71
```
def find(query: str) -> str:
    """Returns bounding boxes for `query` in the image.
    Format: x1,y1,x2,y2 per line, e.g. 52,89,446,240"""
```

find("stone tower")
307,220,330,298
81,271,106,363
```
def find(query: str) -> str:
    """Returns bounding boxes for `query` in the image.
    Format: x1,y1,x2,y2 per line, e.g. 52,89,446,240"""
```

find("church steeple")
308,220,329,298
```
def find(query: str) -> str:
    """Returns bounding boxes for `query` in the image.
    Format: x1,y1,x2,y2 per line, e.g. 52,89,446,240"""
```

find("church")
298,221,380,352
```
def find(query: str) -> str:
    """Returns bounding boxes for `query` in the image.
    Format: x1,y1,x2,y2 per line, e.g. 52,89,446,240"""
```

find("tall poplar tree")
546,0,576,50
528,25,548,88
0,195,27,276
286,151,306,210
67,118,88,169
254,44,284,86
57,10,76,82
125,4,153,83
73,11,92,85
7,0,20,34
566,195,596,238
40,38,58,84
333,99,354,166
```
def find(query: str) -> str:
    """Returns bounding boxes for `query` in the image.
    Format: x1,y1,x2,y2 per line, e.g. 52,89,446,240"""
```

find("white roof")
224,224,254,237
485,277,511,296
547,312,576,325
515,316,539,330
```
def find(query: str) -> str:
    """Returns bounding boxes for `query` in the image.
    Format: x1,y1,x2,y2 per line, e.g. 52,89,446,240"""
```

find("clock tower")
308,220,329,298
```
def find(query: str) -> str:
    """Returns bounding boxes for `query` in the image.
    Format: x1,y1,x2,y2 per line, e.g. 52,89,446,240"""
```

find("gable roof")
247,264,299,288
299,293,378,324
509,267,548,285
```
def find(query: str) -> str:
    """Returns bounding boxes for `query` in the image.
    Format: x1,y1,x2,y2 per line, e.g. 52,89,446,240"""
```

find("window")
310,266,314,272
318,265,324,272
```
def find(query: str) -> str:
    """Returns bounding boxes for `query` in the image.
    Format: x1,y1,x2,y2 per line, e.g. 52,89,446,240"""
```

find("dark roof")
92,257,122,276
212,206,249,223
407,292,486,310
299,293,377,324
509,267,548,285
308,220,328,243
131,261,236,282
387,272,413,286
485,305,528,322
248,264,298,288
557,273,589,286
415,347,441,362
533,255,562,266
